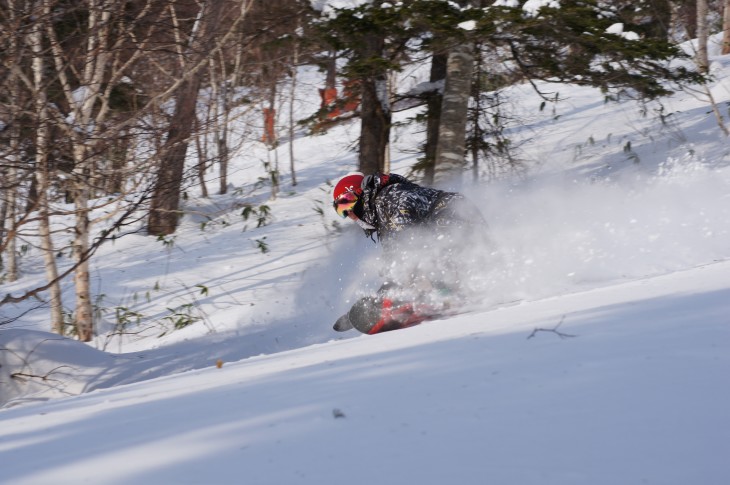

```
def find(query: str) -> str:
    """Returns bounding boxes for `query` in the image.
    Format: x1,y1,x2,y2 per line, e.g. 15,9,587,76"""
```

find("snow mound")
0,330,116,407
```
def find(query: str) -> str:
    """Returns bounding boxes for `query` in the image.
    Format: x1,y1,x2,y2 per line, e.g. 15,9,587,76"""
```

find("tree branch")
527,315,577,340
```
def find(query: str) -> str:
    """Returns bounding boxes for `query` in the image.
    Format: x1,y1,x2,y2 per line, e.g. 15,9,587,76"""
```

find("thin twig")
527,315,577,340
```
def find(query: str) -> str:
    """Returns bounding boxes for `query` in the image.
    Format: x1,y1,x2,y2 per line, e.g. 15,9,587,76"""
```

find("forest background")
1,0,728,341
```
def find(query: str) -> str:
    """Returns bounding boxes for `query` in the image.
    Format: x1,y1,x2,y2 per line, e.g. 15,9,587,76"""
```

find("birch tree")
288,20,302,187
421,52,447,185
433,43,474,186
30,7,64,333
0,1,64,330
40,0,129,340
2,0,174,337
210,54,231,195
2,0,22,283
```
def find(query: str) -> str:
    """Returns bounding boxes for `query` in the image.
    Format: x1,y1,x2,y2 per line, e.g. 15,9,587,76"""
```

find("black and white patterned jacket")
354,173,484,251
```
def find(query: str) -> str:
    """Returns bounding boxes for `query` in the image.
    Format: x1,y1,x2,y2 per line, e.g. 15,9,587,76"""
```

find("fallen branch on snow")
527,315,577,340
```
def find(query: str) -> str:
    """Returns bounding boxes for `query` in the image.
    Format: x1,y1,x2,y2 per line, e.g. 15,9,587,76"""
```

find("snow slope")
2,36,730,485
1,261,729,485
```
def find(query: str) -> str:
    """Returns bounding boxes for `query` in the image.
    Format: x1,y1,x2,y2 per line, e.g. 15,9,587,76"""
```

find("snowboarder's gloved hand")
361,173,388,190
362,174,375,190
377,281,399,295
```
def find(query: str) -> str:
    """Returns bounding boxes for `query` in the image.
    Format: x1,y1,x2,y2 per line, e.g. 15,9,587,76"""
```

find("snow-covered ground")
2,260,729,485
1,40,730,484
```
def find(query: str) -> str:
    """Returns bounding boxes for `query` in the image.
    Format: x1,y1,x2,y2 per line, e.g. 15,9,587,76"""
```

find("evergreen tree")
316,0,704,179
316,1,414,174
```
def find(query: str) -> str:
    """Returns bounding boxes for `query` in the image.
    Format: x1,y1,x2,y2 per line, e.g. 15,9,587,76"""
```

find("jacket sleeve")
374,186,432,243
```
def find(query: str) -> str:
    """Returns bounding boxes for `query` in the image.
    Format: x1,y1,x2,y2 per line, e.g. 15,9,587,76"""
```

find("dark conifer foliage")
314,0,704,179
319,0,702,99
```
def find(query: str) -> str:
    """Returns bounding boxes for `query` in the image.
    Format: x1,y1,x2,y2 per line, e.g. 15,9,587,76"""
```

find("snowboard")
333,294,456,335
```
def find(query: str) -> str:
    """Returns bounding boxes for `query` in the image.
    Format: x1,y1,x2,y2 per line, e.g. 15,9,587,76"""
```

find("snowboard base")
333,295,453,335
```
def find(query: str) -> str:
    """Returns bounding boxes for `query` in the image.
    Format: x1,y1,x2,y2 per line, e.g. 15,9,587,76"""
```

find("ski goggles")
333,191,359,218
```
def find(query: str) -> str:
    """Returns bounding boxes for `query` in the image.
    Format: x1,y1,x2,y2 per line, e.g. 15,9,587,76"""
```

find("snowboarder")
331,171,488,334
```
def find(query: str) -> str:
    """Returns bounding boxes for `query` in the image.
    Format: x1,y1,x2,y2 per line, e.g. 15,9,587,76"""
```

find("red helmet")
332,172,364,218
332,172,364,200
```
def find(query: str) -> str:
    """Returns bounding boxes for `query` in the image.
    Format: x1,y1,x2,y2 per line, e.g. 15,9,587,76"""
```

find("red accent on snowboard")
367,298,435,335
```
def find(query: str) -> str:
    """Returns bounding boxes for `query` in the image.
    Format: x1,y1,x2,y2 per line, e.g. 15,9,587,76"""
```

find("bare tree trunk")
199,61,216,199
2,182,19,281
264,80,280,200
207,55,229,196
217,111,230,195
643,0,672,40
722,0,730,55
65,0,114,341
356,27,391,175
4,1,21,282
697,0,709,72
194,116,209,198
675,0,698,40
149,75,202,235
106,138,127,195
434,43,474,186
0,199,8,274
216,53,230,196
470,45,482,182
423,52,448,185
692,0,726,137
148,0,227,235
35,172,64,335
381,72,395,175
288,22,300,187
359,77,390,174
0,0,26,282
30,3,64,334
72,185,93,340
703,84,730,135
71,143,93,341
41,0,103,340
